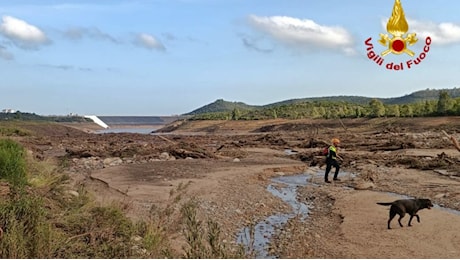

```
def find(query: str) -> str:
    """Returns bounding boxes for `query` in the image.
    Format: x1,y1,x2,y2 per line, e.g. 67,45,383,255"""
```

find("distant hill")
381,88,460,105
186,99,258,115
187,88,460,115
264,95,372,107
263,88,460,107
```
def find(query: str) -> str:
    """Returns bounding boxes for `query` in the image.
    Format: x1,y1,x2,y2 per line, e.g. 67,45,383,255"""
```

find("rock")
159,152,170,160
434,169,449,176
435,193,446,199
257,174,267,181
103,157,123,167
367,160,377,165
233,158,241,162
66,190,79,197
131,235,142,242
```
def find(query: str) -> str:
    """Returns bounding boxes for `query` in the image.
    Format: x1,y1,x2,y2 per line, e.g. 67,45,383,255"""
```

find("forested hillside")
190,89,460,120
186,99,257,115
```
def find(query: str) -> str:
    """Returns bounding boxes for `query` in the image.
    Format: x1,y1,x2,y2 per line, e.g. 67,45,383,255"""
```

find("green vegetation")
0,111,90,123
181,200,246,258
0,139,28,190
0,139,245,258
0,127,30,137
186,99,258,115
262,87,460,107
191,90,460,120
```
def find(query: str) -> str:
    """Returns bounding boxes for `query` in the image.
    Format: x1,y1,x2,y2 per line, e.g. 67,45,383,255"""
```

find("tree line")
0,111,90,122
192,91,460,120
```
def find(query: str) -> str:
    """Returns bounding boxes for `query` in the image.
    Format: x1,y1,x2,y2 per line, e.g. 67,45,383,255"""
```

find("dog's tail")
376,202,393,206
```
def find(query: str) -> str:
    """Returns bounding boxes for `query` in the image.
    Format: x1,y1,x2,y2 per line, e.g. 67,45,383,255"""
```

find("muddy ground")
16,117,460,258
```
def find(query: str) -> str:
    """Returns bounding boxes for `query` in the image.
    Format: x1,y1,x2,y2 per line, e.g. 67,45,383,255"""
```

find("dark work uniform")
324,145,340,182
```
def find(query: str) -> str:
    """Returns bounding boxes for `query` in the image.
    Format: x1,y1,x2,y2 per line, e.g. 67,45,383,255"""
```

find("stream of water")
236,171,460,258
236,174,312,259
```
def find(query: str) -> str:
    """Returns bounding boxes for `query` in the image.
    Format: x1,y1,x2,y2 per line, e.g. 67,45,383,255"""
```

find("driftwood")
88,175,128,196
338,118,349,132
442,130,460,152
157,135,176,144
169,148,209,159
369,146,404,152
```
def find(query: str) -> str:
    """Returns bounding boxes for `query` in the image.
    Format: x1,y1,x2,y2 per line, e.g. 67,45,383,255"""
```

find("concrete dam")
84,115,182,129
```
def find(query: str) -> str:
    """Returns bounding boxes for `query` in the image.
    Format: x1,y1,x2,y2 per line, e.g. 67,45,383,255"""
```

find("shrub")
181,200,246,258
59,204,136,258
0,194,59,258
0,127,30,137
0,139,28,190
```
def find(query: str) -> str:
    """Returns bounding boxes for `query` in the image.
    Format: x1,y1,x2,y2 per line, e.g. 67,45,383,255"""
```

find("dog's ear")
423,198,432,204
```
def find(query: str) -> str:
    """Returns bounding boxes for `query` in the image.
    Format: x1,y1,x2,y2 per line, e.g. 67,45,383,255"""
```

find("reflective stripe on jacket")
328,145,337,160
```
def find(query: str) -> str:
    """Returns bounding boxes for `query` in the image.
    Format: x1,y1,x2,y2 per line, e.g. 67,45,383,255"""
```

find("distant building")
1,109,16,113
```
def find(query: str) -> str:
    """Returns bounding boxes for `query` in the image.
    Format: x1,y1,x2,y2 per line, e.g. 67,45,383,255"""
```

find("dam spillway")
84,115,183,129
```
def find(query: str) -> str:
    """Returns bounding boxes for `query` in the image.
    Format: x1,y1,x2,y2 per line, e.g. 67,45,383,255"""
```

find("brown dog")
377,198,433,229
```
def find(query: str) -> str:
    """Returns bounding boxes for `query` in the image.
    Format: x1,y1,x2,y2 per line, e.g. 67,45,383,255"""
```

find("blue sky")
1,0,460,116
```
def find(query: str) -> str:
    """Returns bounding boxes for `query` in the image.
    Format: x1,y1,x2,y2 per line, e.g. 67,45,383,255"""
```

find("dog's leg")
408,214,421,226
397,213,405,228
408,215,414,226
388,210,397,229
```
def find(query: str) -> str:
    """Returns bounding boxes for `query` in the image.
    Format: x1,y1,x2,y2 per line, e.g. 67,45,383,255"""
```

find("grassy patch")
181,199,246,258
0,193,58,258
0,139,28,191
0,127,30,137
0,139,245,258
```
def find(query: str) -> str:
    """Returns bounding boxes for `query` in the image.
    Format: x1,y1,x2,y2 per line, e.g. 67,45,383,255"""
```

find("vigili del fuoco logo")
364,0,431,71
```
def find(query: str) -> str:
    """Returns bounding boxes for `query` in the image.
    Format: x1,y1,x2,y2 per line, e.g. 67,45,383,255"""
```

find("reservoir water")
95,128,156,134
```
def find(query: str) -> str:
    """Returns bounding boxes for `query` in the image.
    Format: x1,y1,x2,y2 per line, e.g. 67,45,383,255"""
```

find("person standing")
325,138,341,183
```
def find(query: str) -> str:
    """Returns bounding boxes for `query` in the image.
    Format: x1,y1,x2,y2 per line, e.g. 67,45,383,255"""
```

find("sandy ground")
16,117,460,258
277,169,460,258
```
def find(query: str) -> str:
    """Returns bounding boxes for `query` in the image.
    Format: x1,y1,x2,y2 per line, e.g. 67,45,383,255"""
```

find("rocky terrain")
13,117,460,258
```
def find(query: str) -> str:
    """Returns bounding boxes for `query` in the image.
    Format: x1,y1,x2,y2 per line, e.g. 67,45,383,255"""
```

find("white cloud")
61,27,166,52
134,33,165,51
380,18,460,45
408,19,460,45
248,15,355,55
64,27,121,44
0,15,50,49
